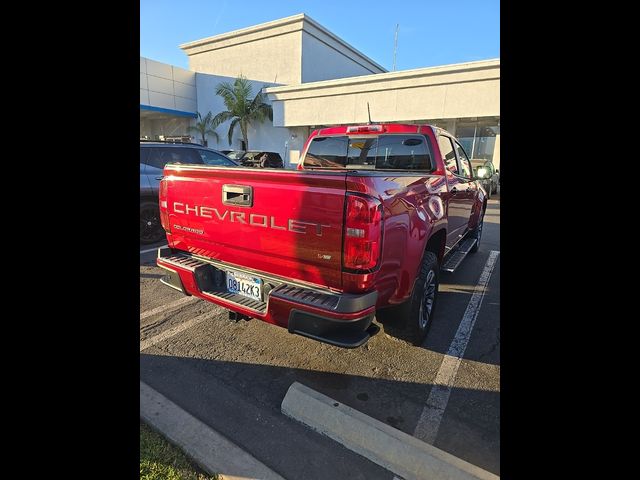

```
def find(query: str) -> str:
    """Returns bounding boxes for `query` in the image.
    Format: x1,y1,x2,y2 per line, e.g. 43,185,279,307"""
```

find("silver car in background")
140,141,238,244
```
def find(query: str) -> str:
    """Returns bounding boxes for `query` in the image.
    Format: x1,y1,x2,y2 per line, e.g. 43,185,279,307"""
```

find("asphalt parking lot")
140,196,500,479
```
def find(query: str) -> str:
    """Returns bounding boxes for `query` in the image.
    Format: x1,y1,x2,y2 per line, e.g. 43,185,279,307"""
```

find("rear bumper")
156,247,378,348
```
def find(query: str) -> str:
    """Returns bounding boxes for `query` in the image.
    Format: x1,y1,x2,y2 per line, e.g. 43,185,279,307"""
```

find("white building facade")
140,13,500,169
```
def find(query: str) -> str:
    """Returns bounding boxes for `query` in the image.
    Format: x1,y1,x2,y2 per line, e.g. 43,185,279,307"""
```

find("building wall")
195,72,308,167
493,134,501,170
267,60,500,127
180,14,385,86
180,16,305,85
140,57,197,113
301,30,383,83
186,31,302,85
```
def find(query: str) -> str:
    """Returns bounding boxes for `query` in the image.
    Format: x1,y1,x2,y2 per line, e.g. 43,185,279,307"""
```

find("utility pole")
392,24,399,71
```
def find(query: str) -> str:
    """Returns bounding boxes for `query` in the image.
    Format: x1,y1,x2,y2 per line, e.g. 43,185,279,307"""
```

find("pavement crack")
479,330,500,361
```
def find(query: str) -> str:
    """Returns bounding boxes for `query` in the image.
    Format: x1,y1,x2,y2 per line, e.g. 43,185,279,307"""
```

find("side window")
140,147,149,164
145,148,165,170
166,147,203,165
454,142,472,178
147,147,204,169
438,136,457,174
197,149,236,166
304,136,349,168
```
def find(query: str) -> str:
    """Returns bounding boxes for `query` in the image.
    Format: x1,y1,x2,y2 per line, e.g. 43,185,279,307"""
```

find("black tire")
402,251,440,346
470,215,484,253
492,182,498,194
140,201,165,244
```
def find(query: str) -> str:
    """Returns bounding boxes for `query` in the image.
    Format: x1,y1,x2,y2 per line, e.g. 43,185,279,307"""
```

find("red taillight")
159,178,170,233
343,194,383,271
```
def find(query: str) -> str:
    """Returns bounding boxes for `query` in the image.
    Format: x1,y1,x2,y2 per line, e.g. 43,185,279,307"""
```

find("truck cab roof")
313,123,454,138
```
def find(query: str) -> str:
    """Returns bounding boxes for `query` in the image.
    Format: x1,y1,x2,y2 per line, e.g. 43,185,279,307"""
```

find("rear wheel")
381,252,440,346
376,252,440,346
140,201,165,244
403,252,440,346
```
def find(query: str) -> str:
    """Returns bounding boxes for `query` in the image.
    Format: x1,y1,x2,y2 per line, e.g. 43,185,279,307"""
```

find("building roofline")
264,58,500,95
179,13,387,73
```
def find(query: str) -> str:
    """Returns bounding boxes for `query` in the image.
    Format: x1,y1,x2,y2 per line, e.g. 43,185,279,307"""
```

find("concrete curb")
281,382,499,480
140,381,286,480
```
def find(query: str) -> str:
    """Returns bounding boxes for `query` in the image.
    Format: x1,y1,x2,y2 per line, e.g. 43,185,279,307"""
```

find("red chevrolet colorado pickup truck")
156,123,487,347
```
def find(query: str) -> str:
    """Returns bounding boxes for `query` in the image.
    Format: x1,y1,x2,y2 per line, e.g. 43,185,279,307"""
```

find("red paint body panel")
159,123,486,339
163,167,347,291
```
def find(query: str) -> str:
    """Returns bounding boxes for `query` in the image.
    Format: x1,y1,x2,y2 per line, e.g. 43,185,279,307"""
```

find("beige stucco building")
140,13,500,169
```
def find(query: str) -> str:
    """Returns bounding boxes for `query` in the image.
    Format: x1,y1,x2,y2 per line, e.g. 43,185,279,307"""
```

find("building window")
455,119,500,163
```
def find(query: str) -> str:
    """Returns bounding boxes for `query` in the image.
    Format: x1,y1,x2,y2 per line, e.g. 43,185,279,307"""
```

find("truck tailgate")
163,166,347,290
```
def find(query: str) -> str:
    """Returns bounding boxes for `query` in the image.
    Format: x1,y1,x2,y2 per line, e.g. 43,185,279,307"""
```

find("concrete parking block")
281,381,498,480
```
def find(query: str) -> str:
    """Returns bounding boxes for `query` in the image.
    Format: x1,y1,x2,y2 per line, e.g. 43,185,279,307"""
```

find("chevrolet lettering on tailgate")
172,202,330,236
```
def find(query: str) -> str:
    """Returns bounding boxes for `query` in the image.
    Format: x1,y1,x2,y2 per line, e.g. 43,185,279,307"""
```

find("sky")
140,0,499,72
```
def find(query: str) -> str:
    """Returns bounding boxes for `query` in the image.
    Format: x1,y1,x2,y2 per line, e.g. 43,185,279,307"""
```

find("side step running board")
441,237,477,273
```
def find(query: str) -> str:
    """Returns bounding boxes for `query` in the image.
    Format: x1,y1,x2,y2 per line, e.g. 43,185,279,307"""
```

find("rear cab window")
303,134,434,171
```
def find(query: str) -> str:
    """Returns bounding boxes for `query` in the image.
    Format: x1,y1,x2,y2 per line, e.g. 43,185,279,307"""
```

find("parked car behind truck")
140,141,237,244
221,150,284,168
156,124,487,346
471,159,499,197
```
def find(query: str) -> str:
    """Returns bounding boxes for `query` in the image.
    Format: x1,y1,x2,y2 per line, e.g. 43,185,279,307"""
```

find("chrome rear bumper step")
156,247,363,314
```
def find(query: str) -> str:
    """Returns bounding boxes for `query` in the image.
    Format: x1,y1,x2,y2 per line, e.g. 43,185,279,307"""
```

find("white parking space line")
140,311,212,352
140,296,198,321
414,250,500,444
140,244,166,254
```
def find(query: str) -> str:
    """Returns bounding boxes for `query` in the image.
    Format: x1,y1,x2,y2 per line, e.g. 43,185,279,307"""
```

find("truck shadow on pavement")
376,284,499,366
140,352,500,476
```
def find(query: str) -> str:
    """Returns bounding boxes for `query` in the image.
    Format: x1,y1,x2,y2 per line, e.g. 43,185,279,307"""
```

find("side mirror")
475,167,488,179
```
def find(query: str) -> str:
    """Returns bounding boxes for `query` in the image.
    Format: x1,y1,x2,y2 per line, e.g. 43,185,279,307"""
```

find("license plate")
226,270,262,301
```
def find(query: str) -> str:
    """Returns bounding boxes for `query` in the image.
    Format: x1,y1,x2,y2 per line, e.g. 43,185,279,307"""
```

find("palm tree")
188,111,219,147
212,76,273,150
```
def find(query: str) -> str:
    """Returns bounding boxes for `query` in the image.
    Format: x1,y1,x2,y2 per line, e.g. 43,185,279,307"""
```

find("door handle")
451,187,458,195
155,176,163,181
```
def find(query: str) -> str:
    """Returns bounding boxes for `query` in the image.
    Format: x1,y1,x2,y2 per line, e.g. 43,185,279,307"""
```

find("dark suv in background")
140,142,237,244
222,150,284,168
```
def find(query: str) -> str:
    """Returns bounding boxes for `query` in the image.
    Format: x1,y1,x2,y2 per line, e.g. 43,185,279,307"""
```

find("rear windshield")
304,134,434,171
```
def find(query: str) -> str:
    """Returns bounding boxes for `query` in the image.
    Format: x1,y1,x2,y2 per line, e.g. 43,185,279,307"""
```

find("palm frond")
212,111,234,128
